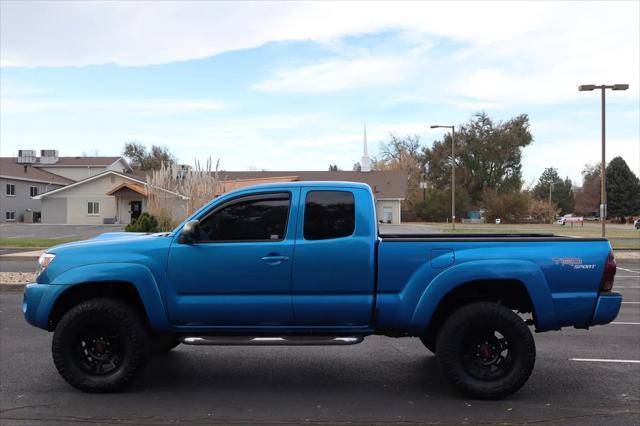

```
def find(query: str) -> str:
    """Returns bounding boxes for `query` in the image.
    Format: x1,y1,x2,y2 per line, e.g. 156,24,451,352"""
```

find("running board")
180,335,364,346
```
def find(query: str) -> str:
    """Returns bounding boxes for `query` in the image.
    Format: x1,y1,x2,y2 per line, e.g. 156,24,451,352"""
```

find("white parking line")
622,302,640,304
611,322,640,325
618,267,640,274
616,286,640,289
570,358,640,363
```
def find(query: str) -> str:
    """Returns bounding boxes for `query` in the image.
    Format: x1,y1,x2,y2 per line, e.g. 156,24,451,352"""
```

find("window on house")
30,186,38,197
5,211,15,221
87,201,100,215
303,191,355,240
199,193,291,242
6,184,15,196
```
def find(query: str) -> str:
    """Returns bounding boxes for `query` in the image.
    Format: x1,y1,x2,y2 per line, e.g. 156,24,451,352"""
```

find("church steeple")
361,123,371,172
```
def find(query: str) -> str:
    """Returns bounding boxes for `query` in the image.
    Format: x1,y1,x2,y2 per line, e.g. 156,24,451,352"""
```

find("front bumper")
590,292,622,326
23,282,70,330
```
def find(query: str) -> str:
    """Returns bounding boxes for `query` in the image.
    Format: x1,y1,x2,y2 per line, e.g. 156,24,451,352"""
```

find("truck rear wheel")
52,298,150,393
436,302,535,399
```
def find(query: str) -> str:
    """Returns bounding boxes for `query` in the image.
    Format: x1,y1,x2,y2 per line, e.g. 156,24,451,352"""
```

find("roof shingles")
219,170,407,199
33,156,123,167
0,158,75,185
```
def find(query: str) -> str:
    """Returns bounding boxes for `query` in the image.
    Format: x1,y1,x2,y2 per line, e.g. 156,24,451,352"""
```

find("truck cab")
166,183,376,330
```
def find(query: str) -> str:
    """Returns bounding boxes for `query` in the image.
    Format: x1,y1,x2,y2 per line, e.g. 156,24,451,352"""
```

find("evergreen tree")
606,157,640,219
532,168,574,215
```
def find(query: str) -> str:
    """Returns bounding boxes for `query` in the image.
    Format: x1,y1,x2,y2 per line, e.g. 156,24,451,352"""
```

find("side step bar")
180,335,364,346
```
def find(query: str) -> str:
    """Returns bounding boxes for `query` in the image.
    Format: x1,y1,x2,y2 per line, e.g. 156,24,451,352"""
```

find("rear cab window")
303,190,355,240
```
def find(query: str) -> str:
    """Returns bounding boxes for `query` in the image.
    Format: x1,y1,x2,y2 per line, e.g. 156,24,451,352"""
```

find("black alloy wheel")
72,320,125,375
436,302,536,399
52,298,150,392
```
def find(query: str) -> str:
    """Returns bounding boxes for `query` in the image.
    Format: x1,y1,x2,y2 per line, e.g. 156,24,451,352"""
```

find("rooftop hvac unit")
39,149,59,164
17,150,37,164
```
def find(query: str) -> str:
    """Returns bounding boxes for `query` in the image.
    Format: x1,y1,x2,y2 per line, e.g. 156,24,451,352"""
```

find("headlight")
38,253,56,270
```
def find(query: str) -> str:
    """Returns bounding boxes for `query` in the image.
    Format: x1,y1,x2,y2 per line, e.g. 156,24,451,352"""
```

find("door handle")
261,255,290,263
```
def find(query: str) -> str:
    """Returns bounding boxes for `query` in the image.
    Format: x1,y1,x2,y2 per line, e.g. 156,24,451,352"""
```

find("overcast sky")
1,1,638,185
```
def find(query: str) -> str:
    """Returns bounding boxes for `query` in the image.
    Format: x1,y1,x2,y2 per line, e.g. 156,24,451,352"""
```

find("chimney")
39,149,59,164
17,150,36,164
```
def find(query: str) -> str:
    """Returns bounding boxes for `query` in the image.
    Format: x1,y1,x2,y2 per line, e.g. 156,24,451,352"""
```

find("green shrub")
416,188,471,222
125,212,159,232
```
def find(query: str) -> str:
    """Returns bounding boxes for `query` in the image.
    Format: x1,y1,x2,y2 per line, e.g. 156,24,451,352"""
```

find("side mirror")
178,220,200,244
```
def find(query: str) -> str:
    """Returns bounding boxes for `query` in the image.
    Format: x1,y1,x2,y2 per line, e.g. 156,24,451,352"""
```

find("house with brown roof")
0,150,131,223
219,170,407,224
34,170,164,225
6,135,408,225
0,156,74,222
32,150,132,181
215,132,408,224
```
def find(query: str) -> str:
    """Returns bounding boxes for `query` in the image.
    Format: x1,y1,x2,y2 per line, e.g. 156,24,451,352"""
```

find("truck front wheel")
52,298,150,392
436,302,535,399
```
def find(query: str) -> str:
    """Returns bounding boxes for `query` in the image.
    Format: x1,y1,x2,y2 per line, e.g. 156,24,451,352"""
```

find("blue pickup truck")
23,181,621,398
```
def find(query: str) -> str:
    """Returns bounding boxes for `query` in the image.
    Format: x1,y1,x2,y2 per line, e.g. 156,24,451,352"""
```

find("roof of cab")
223,180,372,195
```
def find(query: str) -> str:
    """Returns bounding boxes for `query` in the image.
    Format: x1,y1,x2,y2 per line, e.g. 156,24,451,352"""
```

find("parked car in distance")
23,182,621,399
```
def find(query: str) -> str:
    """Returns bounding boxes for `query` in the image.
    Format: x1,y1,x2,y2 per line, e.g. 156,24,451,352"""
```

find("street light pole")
578,83,629,238
600,87,606,238
451,126,456,231
430,124,456,230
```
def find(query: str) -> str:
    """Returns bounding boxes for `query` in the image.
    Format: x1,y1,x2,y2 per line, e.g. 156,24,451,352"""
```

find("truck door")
166,190,298,327
291,187,376,327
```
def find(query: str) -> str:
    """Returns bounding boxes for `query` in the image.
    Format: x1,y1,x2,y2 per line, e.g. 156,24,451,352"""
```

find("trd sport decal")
552,257,596,270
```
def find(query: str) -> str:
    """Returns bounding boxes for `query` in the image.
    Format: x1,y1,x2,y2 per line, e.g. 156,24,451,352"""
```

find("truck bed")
379,233,607,242
375,235,612,333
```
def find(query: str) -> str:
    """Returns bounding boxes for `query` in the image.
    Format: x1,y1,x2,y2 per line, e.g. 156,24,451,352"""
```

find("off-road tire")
151,334,180,354
436,302,535,399
52,298,150,393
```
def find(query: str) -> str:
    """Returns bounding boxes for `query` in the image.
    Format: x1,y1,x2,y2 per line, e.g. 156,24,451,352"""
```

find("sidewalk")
0,249,45,261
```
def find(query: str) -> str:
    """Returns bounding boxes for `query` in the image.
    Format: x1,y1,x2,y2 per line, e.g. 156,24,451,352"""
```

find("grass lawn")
0,237,81,248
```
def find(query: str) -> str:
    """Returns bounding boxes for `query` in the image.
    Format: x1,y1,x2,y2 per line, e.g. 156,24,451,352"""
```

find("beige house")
0,151,130,223
32,151,132,181
35,170,183,225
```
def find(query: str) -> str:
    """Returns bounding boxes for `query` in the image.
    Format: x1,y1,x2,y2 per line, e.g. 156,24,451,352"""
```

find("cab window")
303,191,355,240
198,193,290,242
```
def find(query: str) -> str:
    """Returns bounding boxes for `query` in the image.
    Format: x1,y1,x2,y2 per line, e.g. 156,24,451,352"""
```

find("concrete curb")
0,247,46,251
0,283,26,291
0,255,40,261
0,249,45,262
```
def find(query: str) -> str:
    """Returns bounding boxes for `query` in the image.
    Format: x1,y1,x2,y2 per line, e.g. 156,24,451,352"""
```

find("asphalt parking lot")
0,224,124,241
0,262,638,425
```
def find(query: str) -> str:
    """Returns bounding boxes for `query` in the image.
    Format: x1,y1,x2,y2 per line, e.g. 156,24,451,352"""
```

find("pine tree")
606,157,640,219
